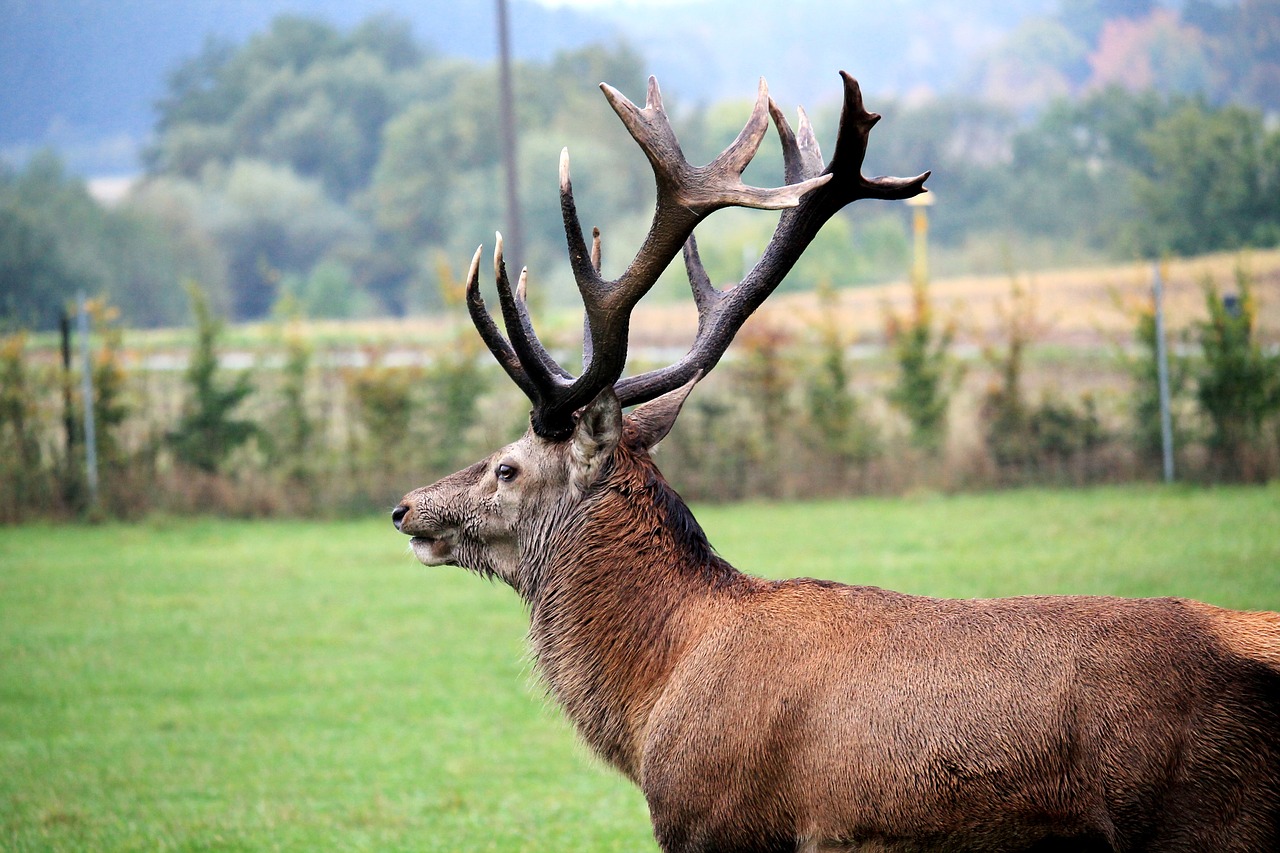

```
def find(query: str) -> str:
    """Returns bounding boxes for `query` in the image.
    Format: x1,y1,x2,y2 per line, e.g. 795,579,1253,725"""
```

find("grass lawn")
3,484,1278,851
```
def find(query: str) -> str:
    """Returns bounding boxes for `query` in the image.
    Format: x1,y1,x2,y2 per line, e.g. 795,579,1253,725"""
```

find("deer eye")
496,463,518,482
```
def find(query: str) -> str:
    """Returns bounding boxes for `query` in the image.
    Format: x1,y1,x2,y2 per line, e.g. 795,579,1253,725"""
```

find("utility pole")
905,192,934,288
496,0,524,272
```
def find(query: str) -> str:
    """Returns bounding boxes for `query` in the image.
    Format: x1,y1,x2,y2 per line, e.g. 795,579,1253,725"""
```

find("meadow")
3,484,1280,851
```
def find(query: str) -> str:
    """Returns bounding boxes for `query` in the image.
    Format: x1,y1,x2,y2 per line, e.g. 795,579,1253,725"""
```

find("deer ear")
626,373,700,452
570,386,623,492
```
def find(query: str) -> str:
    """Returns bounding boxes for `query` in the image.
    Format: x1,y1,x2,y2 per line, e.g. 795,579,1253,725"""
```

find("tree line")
4,12,1280,333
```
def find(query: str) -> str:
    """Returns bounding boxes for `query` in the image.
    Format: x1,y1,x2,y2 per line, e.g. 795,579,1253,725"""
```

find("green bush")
421,333,492,473
167,282,261,473
0,332,55,520
803,282,879,476
1194,268,1280,480
885,279,962,453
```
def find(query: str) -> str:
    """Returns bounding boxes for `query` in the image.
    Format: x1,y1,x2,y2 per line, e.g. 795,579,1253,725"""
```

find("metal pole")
495,0,524,271
905,194,933,289
60,310,75,460
77,295,99,506
912,205,928,286
1152,263,1174,483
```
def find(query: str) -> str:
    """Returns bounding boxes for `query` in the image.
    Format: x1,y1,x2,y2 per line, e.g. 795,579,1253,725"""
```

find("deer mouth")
410,534,458,566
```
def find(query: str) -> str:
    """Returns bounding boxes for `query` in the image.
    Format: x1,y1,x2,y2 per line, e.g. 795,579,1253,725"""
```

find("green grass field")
3,484,1279,851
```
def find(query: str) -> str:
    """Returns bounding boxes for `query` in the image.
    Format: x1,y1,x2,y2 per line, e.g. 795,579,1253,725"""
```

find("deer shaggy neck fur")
526,429,740,778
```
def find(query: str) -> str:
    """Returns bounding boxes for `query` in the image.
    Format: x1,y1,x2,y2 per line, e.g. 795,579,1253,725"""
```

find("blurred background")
3,6,1279,848
2,0,1278,517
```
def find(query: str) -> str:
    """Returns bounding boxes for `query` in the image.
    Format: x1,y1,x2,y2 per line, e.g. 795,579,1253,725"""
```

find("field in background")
32,247,1278,358
768,249,1280,347
4,484,1279,851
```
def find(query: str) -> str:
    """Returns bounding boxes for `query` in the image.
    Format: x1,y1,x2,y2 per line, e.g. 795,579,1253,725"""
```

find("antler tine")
615,72,929,409
491,235,573,395
601,76,831,218
828,71,931,201
581,227,602,372
682,236,722,336
465,245,540,401
770,99,825,185
559,148,606,302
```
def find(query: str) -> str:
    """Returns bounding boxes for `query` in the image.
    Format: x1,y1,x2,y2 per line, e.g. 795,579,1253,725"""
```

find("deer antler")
467,72,928,439
615,72,929,407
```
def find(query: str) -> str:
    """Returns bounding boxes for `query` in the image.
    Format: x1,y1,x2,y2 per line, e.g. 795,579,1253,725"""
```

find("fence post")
60,310,75,461
1152,263,1175,483
77,295,99,507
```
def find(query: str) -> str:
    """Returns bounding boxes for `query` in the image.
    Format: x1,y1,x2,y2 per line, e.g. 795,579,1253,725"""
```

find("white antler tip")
645,76,662,109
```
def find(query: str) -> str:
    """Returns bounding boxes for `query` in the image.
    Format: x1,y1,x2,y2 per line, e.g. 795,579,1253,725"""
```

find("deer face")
394,385,693,588
393,390,627,586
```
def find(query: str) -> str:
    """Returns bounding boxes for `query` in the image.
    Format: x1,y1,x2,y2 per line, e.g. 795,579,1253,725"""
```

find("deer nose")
391,503,409,531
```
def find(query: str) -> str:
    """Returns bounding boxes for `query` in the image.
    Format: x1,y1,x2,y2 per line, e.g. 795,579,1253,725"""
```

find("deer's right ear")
569,387,623,492
626,373,700,452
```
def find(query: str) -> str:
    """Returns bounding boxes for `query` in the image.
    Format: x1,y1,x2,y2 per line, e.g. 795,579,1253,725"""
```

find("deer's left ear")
570,387,623,492
625,373,700,452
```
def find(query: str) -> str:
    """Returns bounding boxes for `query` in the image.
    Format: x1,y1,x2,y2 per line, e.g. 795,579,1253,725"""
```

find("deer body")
398,391,1280,852
394,73,1280,851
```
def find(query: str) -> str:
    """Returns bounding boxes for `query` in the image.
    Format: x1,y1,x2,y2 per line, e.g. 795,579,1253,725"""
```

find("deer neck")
524,462,742,780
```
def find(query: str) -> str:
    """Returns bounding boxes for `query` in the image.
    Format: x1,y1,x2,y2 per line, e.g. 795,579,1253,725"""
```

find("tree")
200,159,368,320
885,279,963,454
0,200,83,331
0,152,220,330
150,15,420,200
1086,10,1216,96
804,281,878,475
0,332,53,518
1000,86,1178,253
1133,103,1280,256
1193,269,1280,480
142,18,662,318
167,282,261,473
0,154,101,330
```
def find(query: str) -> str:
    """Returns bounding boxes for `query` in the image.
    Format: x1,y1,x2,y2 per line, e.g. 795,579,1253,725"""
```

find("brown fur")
396,390,1280,852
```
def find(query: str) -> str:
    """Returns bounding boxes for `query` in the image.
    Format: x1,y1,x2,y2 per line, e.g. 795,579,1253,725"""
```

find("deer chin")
410,534,459,567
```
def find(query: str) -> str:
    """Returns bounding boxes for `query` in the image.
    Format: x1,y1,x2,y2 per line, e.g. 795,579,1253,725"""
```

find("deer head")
393,72,928,592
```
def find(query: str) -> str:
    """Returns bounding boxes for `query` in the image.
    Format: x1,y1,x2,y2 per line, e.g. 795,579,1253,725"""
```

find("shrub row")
2,274,1278,522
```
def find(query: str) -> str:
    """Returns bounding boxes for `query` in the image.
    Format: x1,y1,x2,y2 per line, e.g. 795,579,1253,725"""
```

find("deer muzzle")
408,532,459,566
392,500,461,566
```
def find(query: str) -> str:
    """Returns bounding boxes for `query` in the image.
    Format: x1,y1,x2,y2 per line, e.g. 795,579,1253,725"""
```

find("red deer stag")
393,73,1280,852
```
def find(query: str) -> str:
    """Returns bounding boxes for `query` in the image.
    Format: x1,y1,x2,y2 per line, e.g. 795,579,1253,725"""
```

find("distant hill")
0,0,617,173
1,0,1051,176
